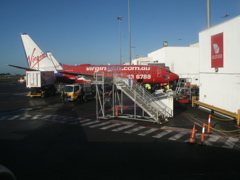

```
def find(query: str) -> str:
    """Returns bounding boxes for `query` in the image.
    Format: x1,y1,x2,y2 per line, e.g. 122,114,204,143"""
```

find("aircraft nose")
170,72,179,81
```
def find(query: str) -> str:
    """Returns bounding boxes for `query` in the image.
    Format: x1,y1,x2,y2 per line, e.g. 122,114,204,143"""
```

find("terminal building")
199,15,240,115
127,45,200,86
128,15,240,122
148,44,199,86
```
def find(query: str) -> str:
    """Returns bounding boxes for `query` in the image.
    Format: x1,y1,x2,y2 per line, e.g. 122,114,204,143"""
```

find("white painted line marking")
19,116,26,120
20,115,32,120
81,121,100,126
152,130,172,138
42,115,52,119
168,132,187,140
222,137,239,149
9,115,20,120
89,122,110,128
79,119,92,123
161,126,191,133
124,126,145,134
138,128,158,136
32,115,41,120
100,123,122,130
112,125,134,132
205,135,221,145
51,115,59,119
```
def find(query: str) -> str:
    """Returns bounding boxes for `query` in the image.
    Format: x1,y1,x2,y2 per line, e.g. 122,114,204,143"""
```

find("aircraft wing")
57,71,83,76
6,64,39,71
58,70,108,77
58,71,113,82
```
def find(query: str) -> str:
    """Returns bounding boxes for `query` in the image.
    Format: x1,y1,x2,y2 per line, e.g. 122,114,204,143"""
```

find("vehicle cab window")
74,86,79,92
64,86,73,92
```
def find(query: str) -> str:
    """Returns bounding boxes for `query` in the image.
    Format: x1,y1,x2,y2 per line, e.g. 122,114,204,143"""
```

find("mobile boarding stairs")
112,77,174,124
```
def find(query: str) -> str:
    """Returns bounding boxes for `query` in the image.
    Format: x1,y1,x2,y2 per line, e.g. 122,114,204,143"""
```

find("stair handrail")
113,76,173,117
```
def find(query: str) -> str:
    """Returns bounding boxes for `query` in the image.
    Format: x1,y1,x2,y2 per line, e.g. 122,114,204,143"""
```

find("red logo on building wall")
211,32,224,68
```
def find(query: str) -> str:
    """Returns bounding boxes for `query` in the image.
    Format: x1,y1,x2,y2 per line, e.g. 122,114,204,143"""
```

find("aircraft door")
157,68,162,77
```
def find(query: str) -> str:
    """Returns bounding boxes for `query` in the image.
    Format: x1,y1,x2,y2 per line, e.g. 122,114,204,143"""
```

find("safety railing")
113,76,173,120
192,96,240,125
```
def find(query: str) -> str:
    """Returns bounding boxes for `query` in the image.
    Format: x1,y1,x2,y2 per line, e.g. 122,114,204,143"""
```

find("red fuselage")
60,64,179,84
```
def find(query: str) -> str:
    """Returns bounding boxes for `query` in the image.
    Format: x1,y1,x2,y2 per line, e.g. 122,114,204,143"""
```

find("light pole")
117,16,122,65
128,0,132,65
206,0,211,28
131,46,136,61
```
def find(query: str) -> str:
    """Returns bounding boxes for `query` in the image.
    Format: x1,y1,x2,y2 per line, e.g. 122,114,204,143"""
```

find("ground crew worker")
165,84,170,90
80,85,85,101
145,83,151,93
61,89,66,102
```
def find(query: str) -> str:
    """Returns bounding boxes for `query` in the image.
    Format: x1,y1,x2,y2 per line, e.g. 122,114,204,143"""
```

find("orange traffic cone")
206,114,212,134
115,106,119,116
188,125,197,144
199,123,206,146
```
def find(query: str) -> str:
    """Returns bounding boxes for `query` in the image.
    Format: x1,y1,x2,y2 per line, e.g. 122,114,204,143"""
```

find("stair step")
114,78,172,120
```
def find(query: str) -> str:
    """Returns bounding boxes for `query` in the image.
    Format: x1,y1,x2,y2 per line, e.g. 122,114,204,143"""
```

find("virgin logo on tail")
28,48,47,69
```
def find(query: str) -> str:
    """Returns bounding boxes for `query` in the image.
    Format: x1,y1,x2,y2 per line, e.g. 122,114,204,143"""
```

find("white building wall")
148,46,199,85
135,57,153,65
200,74,240,113
199,16,240,113
148,48,166,64
125,57,153,65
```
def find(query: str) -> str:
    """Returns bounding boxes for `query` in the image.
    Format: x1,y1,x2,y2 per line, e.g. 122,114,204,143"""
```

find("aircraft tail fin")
46,52,64,71
20,33,57,72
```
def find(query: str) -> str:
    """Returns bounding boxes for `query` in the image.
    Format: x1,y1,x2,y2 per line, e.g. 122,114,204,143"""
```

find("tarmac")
87,96,240,151
1,79,240,179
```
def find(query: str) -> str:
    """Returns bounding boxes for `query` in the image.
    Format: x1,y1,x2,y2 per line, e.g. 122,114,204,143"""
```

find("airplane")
8,33,179,85
221,14,230,18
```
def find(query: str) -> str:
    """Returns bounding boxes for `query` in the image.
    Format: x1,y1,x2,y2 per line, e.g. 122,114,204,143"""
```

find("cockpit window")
166,70,171,73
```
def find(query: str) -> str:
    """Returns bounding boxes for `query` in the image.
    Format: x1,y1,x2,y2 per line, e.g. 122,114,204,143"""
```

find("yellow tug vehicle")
62,84,83,101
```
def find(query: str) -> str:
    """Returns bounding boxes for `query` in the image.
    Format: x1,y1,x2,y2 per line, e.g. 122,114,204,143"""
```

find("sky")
0,0,240,74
